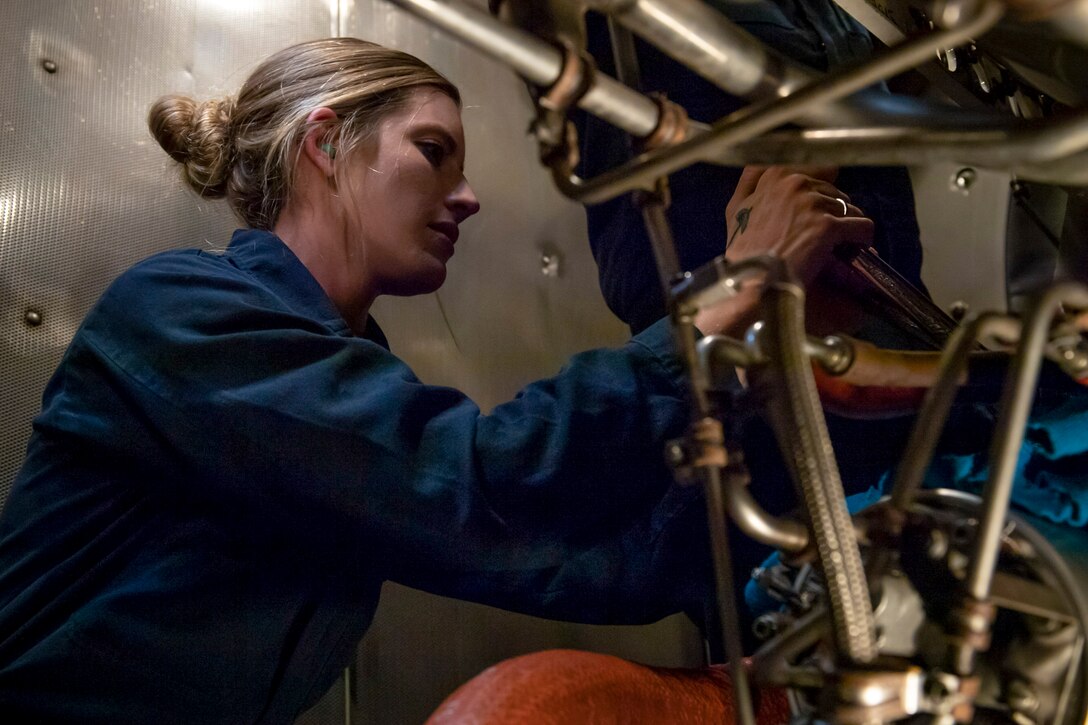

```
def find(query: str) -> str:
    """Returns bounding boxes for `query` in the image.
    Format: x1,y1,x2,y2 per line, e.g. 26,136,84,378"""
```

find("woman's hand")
694,166,874,337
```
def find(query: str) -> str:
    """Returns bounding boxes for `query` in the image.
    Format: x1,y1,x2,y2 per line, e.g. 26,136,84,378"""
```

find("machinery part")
750,489,1088,724
385,0,1088,720
389,0,1088,187
753,280,877,665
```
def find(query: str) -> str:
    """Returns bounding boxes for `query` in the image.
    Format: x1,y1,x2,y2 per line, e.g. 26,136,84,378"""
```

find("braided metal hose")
759,281,878,665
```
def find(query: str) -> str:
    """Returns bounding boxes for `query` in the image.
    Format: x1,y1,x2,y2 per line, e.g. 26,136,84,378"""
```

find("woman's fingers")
733,165,768,200
807,179,850,204
832,215,876,248
819,194,861,219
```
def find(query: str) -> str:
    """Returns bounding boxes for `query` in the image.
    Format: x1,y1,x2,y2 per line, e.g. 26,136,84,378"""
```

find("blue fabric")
0,229,713,724
578,0,924,335
1026,395,1088,460
915,389,1088,528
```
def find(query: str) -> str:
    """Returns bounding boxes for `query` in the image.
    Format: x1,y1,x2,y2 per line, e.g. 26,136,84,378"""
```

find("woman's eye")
418,142,446,167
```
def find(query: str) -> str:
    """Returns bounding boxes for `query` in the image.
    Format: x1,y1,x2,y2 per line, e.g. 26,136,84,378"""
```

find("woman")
0,38,870,723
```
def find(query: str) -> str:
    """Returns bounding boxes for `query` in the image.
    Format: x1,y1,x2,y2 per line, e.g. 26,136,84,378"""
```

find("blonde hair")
148,37,460,229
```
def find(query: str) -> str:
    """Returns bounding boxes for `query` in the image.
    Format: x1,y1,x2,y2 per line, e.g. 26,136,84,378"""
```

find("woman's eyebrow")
412,123,458,152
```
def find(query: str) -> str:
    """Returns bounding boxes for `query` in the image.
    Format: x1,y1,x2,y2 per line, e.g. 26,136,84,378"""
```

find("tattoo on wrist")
727,206,751,248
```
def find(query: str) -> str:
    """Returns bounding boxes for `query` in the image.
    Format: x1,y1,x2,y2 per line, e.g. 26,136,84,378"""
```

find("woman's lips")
429,222,459,246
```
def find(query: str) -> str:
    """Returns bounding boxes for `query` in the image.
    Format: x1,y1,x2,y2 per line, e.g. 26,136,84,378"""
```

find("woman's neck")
273,198,375,336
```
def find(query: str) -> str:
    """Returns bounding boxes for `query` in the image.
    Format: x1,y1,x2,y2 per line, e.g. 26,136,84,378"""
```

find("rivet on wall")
540,251,561,278
951,167,977,195
41,59,58,74
23,309,43,327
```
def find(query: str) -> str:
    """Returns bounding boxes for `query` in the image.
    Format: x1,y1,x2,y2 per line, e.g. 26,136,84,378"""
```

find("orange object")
813,364,928,419
426,649,791,724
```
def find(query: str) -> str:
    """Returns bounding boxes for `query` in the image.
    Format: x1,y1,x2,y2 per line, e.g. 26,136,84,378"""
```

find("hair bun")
148,94,236,198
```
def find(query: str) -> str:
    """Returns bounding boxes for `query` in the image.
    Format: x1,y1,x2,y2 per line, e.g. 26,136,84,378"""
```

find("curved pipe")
721,467,809,554
385,0,666,136
389,0,1088,188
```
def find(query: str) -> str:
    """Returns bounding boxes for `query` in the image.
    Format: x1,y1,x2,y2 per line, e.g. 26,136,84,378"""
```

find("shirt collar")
224,228,389,349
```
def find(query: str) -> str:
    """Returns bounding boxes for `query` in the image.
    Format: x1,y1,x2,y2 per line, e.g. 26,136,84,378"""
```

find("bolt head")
952,168,977,194
539,252,560,277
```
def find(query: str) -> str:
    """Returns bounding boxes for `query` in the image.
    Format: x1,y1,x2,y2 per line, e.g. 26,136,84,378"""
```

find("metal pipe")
700,325,853,371
887,312,1021,516
749,605,829,687
759,281,877,664
699,464,756,725
722,468,809,552
386,0,1088,186
671,254,773,311
966,283,1088,601
671,307,755,725
700,116,1088,184
583,0,1011,128
583,0,811,98
386,0,664,136
638,188,682,294
553,0,1007,203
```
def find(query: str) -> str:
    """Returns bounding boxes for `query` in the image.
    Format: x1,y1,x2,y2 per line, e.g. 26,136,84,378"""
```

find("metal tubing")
888,312,1021,516
701,465,756,725
966,283,1088,602
750,606,829,687
585,0,1012,128
701,329,853,379
583,0,810,98
700,116,1088,184
553,0,1006,203
386,0,664,136
760,281,877,664
722,469,810,552
671,309,755,725
672,254,773,311
697,333,759,372
638,189,682,294
387,0,1088,186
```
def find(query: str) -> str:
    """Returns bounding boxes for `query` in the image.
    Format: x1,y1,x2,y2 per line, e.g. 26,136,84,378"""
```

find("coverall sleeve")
62,252,709,622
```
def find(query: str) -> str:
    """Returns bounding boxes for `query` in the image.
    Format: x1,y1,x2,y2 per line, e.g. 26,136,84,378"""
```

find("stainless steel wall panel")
0,0,335,499
910,163,1010,315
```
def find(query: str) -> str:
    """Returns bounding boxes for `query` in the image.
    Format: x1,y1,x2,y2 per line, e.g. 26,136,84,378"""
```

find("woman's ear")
301,107,340,177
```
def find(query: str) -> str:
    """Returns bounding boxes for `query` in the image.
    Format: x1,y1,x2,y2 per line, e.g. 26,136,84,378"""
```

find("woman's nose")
448,178,481,223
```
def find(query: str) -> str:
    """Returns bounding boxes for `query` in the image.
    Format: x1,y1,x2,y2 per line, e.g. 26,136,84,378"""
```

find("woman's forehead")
380,89,466,152
387,89,463,132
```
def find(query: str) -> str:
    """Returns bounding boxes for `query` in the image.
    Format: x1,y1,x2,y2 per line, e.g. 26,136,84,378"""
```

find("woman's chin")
386,266,447,297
